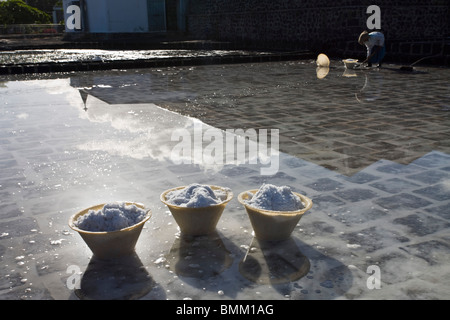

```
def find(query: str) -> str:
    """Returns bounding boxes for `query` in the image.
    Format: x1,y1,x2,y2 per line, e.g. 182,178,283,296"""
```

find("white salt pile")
165,184,229,208
245,184,304,212
75,202,148,232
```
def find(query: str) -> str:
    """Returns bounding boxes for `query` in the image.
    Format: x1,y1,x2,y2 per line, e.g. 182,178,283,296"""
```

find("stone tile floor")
0,59,449,300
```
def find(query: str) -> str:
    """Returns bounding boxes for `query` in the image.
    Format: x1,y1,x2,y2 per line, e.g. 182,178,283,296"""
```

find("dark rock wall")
186,0,450,64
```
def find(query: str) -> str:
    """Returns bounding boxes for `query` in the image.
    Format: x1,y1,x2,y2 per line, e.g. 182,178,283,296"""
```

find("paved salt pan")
0,61,449,300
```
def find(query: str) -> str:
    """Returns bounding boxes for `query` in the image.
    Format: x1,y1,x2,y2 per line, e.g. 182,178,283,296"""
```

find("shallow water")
0,59,449,300
0,49,269,65
63,60,450,175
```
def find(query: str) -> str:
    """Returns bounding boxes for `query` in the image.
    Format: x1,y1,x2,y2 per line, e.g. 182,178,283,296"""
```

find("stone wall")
186,0,450,64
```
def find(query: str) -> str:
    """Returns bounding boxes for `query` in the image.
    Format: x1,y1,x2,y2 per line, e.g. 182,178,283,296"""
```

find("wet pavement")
0,59,449,300
0,48,311,75
0,48,275,65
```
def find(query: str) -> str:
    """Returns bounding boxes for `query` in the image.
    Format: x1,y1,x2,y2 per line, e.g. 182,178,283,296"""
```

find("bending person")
358,30,386,68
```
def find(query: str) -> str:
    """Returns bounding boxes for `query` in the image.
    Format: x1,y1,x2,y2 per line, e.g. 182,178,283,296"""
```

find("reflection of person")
358,31,386,68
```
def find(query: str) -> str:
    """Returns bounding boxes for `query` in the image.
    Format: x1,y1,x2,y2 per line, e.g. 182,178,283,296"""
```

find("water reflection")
78,89,89,111
165,232,233,279
75,253,155,300
342,68,358,78
316,67,330,79
239,237,310,285
75,93,187,163
355,72,384,103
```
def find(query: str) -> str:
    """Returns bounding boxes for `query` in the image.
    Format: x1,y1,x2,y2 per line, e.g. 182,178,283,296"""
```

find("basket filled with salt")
238,184,313,241
160,184,233,236
69,202,152,259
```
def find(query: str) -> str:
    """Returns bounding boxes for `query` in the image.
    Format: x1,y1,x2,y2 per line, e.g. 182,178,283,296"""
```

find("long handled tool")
399,54,442,71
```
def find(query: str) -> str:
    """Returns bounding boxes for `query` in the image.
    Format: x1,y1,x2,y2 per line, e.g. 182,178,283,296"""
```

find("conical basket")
317,53,330,67
68,202,152,259
238,190,313,241
160,186,233,236
342,59,360,69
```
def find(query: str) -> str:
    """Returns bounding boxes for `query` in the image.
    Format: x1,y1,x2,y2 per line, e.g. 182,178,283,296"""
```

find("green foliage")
27,0,61,15
0,0,52,25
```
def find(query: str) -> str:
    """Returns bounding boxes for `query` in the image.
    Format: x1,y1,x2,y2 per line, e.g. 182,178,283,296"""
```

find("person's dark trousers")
368,45,386,67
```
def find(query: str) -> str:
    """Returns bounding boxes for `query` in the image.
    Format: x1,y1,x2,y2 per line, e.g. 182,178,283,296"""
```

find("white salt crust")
75,202,147,232
245,184,304,211
165,184,229,208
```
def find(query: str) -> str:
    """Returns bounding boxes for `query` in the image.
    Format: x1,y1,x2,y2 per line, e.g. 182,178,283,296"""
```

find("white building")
63,0,187,34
